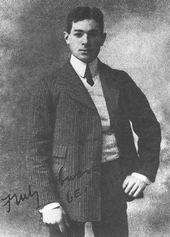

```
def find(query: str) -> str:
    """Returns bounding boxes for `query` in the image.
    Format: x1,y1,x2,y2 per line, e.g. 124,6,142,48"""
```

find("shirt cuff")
39,202,60,213
131,173,151,185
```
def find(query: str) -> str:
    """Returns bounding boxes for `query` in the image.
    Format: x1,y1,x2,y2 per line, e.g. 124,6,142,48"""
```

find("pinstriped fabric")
26,79,58,207
26,63,103,219
26,60,161,221
52,95,102,221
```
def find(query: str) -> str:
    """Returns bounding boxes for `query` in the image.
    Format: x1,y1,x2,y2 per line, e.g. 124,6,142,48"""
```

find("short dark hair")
66,6,104,34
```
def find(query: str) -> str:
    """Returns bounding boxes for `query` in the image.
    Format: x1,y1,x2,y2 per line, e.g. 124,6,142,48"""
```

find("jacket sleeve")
120,71,161,182
26,78,59,208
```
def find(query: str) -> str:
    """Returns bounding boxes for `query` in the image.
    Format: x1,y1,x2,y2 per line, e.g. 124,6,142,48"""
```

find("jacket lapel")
59,60,97,110
99,61,120,128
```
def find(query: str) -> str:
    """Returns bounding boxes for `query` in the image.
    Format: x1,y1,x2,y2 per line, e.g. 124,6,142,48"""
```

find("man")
26,6,161,237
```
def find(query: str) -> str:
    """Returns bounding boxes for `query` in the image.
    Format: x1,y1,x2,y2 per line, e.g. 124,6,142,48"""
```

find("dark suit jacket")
26,59,161,222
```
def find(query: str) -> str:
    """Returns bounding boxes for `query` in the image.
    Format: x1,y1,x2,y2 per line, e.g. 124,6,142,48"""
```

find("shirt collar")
70,54,98,78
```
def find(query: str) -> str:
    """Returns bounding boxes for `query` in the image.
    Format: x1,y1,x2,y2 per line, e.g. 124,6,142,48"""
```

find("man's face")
64,19,106,63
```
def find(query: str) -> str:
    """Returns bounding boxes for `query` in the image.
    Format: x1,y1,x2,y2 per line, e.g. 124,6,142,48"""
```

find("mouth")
79,49,91,52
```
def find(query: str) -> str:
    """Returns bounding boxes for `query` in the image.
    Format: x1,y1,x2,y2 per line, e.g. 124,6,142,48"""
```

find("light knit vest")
85,74,119,163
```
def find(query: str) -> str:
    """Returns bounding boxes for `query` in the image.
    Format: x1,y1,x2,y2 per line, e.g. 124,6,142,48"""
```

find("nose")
82,34,89,45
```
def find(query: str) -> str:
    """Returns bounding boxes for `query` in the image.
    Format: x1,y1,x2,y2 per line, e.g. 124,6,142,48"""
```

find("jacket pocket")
52,145,67,177
52,145,67,158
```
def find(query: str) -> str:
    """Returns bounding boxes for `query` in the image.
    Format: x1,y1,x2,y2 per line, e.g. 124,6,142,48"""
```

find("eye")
74,33,83,38
88,31,99,37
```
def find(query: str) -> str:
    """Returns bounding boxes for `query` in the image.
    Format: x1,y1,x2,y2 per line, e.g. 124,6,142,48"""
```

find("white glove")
40,205,69,232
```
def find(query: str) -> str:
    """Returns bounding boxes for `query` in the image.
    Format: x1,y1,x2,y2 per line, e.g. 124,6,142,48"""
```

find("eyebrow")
73,29,99,33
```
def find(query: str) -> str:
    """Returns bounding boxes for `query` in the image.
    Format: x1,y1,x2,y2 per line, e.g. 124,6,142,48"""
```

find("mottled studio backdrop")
0,0,170,236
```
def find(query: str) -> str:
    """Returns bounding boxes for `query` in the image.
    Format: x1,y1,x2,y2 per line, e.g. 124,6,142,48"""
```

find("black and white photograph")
0,1,169,236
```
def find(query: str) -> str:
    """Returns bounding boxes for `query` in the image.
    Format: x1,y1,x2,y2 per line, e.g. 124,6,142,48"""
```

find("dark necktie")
84,65,94,86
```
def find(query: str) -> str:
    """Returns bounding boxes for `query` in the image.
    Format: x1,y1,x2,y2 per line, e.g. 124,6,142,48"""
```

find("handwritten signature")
67,186,88,203
58,167,91,204
59,167,91,186
1,185,39,213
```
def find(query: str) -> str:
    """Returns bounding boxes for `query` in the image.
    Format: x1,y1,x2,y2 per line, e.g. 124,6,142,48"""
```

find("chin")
79,56,94,63
74,52,93,63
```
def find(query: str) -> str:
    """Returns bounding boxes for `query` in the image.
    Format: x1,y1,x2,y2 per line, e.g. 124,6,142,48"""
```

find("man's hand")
42,206,69,232
122,175,147,198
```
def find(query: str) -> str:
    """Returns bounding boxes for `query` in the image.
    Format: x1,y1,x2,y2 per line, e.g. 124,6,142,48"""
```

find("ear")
101,33,106,46
64,31,70,44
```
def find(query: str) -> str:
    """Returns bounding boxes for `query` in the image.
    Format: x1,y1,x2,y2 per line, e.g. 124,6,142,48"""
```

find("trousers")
48,159,128,237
